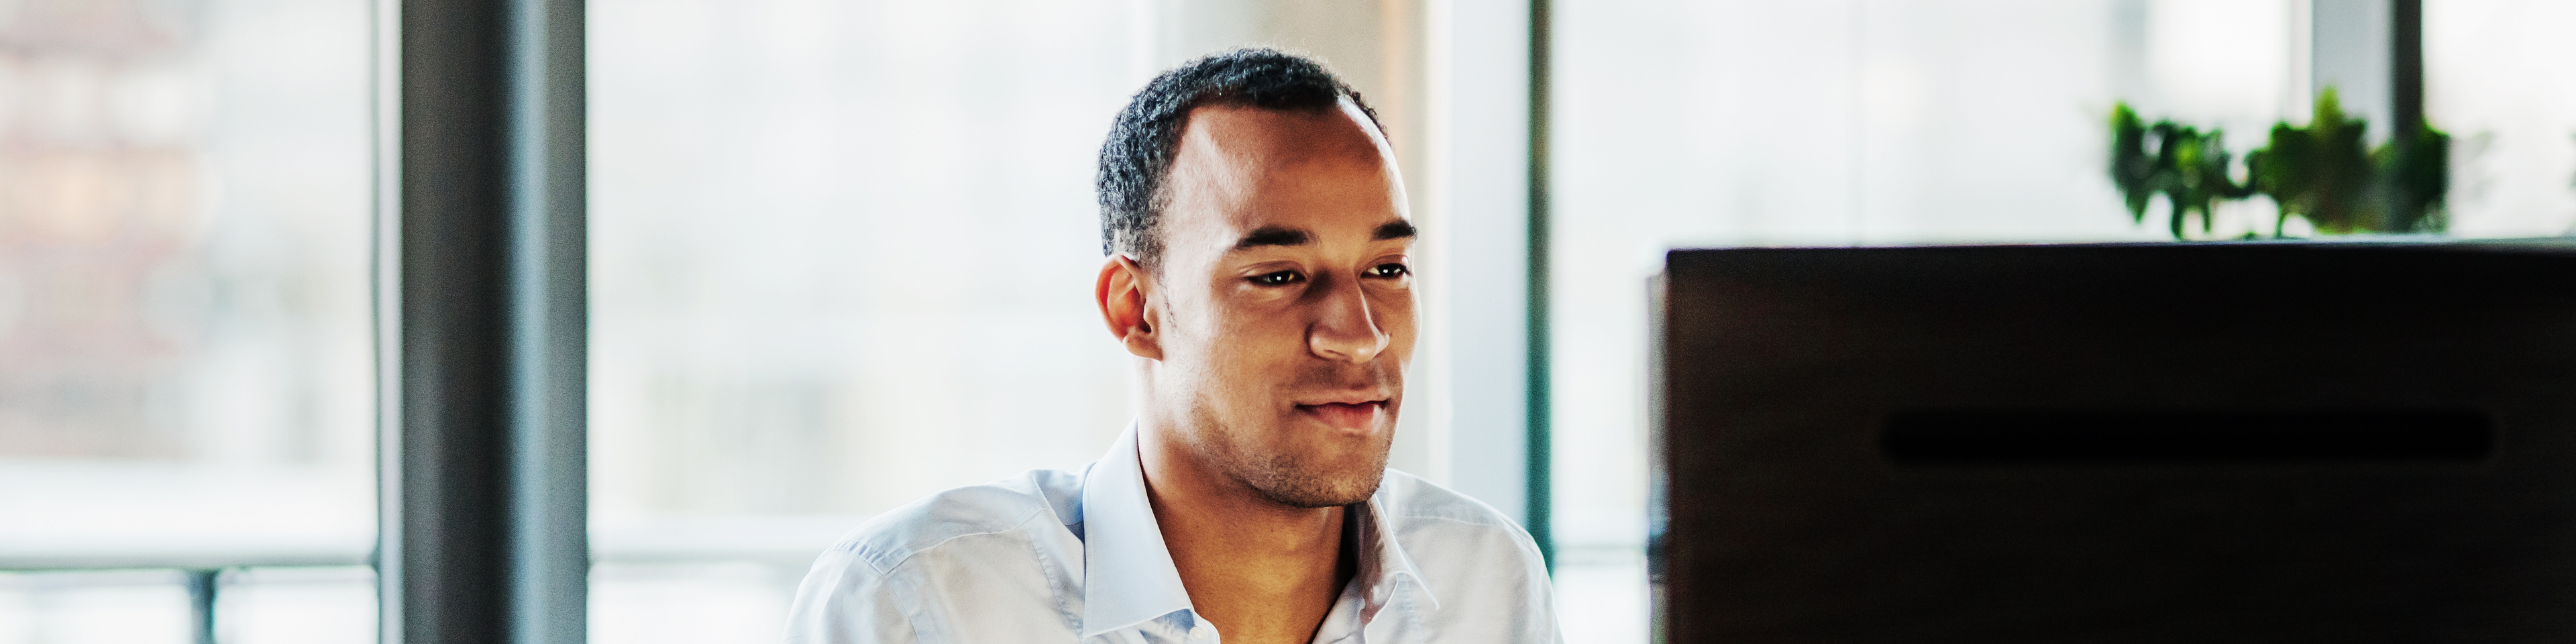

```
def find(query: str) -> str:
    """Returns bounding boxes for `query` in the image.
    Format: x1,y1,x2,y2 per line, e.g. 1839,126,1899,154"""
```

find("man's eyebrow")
1229,221,1415,250
1234,226,1311,250
1373,219,1418,241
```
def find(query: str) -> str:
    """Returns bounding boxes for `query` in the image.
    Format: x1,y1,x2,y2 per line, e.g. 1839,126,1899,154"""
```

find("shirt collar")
1352,490,1439,614
1079,425,1195,639
1078,423,1440,639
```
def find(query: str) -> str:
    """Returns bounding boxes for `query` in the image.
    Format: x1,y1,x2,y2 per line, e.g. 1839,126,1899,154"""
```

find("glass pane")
2427,0,2576,236
591,1,1452,641
0,0,374,636
1558,1,2576,641
219,567,375,644
1553,1,2326,641
588,2,1145,640
0,570,191,644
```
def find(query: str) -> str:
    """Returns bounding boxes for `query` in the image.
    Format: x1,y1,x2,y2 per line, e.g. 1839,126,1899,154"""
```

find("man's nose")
1308,272,1389,364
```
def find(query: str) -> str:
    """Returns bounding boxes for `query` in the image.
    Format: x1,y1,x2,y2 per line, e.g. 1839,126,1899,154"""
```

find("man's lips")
1296,400,1386,430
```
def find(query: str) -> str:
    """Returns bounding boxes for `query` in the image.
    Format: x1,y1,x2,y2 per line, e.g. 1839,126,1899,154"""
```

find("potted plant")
2109,89,2449,239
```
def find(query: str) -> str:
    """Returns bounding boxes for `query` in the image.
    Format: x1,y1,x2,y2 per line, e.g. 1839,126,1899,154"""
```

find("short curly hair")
1095,48,1383,270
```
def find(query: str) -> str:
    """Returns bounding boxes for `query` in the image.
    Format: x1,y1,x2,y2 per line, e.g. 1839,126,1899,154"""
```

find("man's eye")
1249,270,1303,286
1367,263,1410,278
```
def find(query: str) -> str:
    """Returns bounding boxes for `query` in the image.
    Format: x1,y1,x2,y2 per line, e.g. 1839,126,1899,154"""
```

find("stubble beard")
1188,368,1399,509
1226,429,1393,508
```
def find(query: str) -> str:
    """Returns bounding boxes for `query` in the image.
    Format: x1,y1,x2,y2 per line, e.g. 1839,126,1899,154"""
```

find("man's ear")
1095,254,1163,360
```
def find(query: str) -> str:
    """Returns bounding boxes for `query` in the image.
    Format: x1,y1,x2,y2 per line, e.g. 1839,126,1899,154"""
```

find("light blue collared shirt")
785,426,1562,643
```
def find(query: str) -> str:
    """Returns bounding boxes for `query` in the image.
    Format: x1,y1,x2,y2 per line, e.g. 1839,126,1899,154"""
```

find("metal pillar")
184,569,219,644
1523,0,1555,571
2311,0,2423,138
378,0,585,640
2390,0,2423,133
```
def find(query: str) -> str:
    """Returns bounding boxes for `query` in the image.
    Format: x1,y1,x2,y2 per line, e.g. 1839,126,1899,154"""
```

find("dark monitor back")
1653,241,2576,643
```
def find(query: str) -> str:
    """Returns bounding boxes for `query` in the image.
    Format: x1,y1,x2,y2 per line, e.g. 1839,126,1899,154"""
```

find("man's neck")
1138,427,1356,644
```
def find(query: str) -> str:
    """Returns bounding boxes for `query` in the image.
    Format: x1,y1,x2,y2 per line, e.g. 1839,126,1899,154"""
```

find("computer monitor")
1652,241,2576,643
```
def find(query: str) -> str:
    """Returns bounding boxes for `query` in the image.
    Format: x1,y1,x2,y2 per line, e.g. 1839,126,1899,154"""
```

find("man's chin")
1248,472,1385,508
1237,442,1392,508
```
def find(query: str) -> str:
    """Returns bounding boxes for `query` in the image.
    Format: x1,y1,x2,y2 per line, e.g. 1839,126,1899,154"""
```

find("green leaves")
2109,103,2253,239
2108,88,2449,239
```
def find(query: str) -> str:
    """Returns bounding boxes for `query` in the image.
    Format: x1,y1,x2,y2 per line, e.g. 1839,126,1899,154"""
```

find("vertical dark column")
386,0,584,641
395,0,511,639
2391,0,2423,134
1525,0,1554,570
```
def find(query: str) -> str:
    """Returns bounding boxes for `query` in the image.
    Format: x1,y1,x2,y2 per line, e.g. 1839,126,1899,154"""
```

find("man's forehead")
1177,99,1387,168
1199,181,1412,254
1165,100,1410,256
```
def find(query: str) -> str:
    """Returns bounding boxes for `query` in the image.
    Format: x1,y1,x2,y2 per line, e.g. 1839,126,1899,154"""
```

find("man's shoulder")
1373,470,1560,642
1375,469,1541,548
820,466,1087,575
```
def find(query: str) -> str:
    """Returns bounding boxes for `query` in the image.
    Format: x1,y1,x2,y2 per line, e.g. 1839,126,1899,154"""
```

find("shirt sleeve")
784,550,920,644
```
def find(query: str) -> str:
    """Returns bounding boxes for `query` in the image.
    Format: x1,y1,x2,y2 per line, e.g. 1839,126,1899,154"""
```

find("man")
786,48,1559,644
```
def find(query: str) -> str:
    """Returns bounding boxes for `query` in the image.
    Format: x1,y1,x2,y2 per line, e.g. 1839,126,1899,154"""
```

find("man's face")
1142,99,1415,508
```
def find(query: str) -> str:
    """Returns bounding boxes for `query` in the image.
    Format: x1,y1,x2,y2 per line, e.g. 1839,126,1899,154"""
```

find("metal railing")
0,557,368,644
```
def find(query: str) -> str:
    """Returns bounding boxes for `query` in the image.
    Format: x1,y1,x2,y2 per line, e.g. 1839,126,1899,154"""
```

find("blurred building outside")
0,0,376,641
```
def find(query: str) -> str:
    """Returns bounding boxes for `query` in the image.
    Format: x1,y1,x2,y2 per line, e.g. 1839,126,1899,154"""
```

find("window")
0,0,376,640
588,2,1459,641
1551,1,2576,641
2427,0,2576,235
